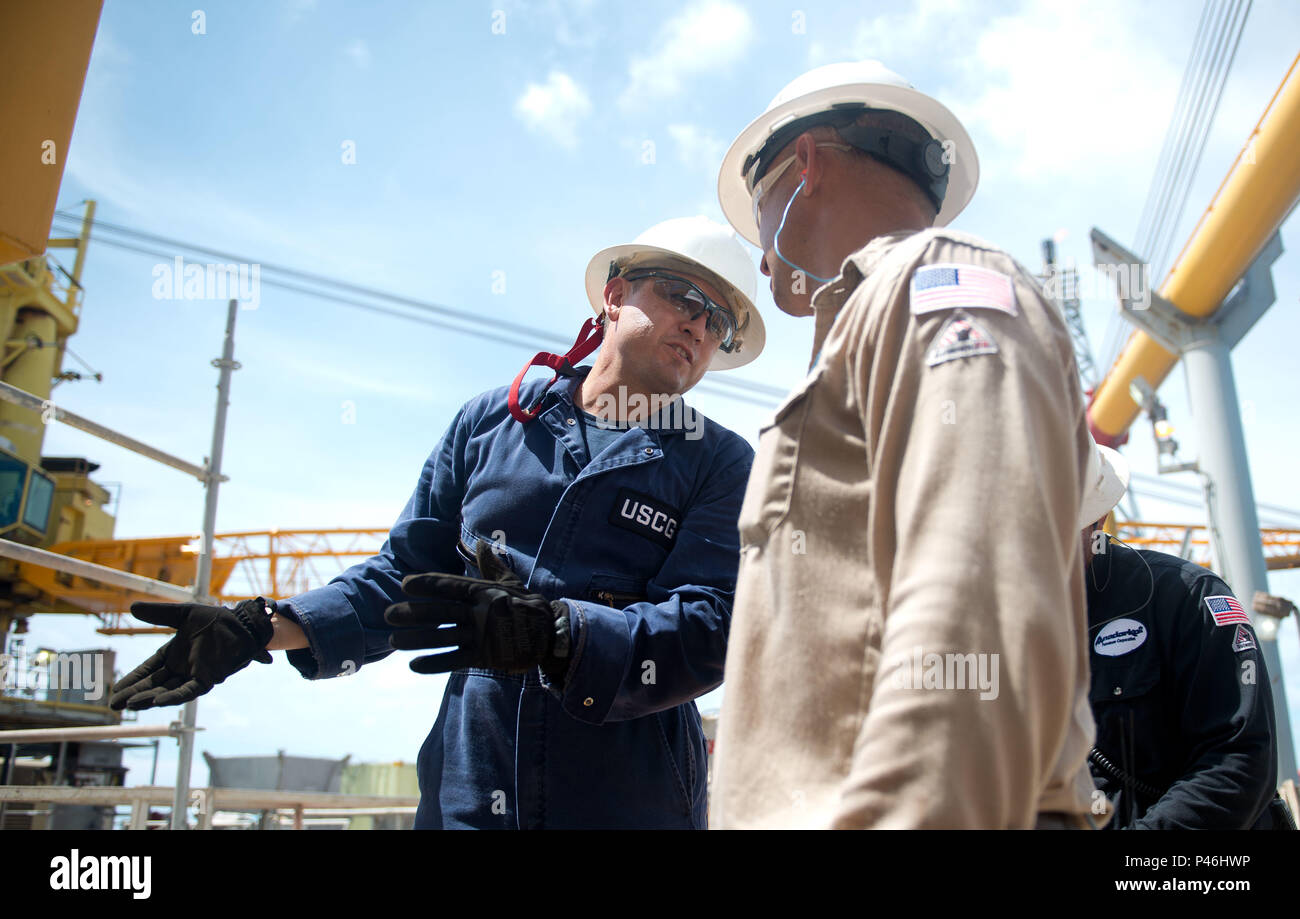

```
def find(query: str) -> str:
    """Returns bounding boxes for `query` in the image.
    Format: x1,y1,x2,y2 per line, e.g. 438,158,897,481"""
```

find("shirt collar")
543,366,696,435
807,230,920,368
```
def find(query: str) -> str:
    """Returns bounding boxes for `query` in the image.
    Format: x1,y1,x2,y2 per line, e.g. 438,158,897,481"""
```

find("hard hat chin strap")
508,317,605,423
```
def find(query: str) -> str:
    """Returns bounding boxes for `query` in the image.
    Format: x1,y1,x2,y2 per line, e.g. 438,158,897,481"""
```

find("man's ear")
603,277,625,322
795,131,821,193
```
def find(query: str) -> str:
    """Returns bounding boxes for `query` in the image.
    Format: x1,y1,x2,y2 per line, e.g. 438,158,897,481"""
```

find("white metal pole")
1183,332,1297,783
171,298,241,829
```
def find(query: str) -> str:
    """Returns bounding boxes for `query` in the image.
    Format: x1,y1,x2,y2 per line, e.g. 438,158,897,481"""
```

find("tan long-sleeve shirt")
712,228,1097,828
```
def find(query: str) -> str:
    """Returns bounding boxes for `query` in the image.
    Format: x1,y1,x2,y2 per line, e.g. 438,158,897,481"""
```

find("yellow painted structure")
1090,53,1300,440
0,1,103,267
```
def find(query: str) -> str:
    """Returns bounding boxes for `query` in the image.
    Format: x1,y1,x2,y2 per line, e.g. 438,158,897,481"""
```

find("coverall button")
644,447,654,455
583,697,595,707
1112,686,1122,696
566,417,576,425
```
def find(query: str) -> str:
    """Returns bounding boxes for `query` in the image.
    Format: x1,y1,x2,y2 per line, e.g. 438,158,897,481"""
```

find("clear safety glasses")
624,270,742,352
748,143,853,225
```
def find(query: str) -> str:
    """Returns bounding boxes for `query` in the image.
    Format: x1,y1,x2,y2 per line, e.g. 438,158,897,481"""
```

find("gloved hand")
109,598,275,711
386,543,571,677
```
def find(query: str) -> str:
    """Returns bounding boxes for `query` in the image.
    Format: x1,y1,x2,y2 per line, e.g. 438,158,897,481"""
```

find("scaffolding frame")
0,298,244,829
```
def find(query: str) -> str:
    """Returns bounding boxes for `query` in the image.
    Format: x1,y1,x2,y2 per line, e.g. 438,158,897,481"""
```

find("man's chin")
775,292,815,318
653,374,694,400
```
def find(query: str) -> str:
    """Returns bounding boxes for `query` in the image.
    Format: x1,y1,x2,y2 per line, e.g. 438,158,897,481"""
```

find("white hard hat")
1079,434,1130,530
585,216,765,371
717,61,980,246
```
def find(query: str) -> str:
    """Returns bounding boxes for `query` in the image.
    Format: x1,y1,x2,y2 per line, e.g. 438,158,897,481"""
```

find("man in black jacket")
1080,438,1282,828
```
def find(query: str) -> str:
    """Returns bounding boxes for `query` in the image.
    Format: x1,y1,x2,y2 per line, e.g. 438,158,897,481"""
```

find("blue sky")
19,0,1300,791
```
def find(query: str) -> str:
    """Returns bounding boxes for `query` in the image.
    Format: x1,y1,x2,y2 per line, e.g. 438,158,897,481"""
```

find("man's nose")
681,309,708,341
759,252,773,277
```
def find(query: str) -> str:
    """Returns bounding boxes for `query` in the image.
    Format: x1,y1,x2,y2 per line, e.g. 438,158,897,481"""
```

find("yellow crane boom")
1089,52,1300,442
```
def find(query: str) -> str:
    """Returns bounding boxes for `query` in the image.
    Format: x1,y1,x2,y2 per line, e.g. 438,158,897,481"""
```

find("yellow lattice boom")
16,528,388,634
1114,522,1300,572
13,523,1300,636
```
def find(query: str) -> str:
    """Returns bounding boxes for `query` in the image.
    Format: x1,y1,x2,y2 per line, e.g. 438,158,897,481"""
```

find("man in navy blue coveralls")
113,217,764,829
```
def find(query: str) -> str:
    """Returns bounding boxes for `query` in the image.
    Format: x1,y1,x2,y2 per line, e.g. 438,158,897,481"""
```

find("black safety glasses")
623,271,742,352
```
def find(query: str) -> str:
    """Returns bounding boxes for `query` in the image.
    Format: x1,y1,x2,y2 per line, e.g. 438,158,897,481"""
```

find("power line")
51,211,789,409
58,229,782,411
1147,0,1251,281
1130,470,1300,521
1129,477,1300,530
1135,0,1252,280
53,209,792,401
1104,0,1252,387
1133,0,1216,257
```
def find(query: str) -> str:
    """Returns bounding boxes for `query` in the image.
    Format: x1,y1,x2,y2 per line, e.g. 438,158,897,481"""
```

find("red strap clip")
508,317,605,423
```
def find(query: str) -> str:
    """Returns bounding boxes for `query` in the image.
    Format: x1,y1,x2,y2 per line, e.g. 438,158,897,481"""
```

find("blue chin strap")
772,176,836,285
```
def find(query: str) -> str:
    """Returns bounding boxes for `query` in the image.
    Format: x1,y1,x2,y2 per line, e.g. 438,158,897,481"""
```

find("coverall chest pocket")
586,573,648,608
457,530,521,581
738,365,825,545
1089,657,1160,708
1089,653,1164,781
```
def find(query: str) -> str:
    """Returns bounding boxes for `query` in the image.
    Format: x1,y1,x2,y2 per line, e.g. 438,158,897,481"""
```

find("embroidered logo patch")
910,263,1018,317
1204,595,1249,626
608,488,681,550
925,312,999,367
1232,624,1257,652
1094,618,1147,657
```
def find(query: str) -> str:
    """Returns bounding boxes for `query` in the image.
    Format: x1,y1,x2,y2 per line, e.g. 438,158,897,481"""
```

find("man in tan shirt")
710,61,1099,828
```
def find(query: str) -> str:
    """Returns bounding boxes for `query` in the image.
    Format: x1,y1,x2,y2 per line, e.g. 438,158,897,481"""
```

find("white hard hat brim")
1078,444,1131,530
584,243,766,372
718,81,980,246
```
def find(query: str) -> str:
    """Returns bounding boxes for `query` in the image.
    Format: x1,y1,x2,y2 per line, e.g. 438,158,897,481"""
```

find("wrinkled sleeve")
1134,579,1277,829
550,435,753,724
278,408,468,679
832,244,1091,827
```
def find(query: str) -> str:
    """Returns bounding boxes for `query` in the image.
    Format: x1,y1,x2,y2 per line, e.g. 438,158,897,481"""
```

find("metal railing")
0,784,418,830
0,298,245,828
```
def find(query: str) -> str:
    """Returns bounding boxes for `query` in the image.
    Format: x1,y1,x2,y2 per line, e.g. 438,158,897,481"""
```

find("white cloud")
514,71,592,150
952,0,1181,185
283,0,319,25
619,1,755,110
345,39,371,70
667,123,727,173
847,0,975,64
805,0,1182,190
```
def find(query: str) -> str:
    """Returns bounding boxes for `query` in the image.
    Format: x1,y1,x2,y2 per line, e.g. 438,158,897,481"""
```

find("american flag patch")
1204,595,1249,626
910,263,1018,317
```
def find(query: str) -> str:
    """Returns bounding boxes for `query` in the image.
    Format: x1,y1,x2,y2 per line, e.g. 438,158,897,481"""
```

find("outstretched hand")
109,598,275,711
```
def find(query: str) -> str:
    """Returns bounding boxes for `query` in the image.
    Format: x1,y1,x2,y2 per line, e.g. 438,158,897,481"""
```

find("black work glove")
109,598,275,711
386,543,571,677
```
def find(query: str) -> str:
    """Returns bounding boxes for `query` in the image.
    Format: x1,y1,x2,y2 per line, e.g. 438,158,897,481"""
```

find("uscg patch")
926,312,999,367
609,489,681,550
1232,624,1257,652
